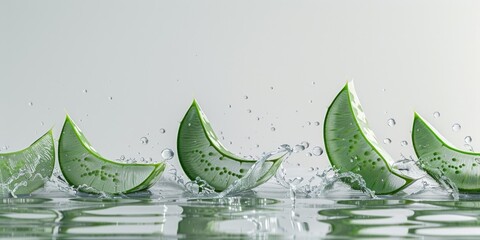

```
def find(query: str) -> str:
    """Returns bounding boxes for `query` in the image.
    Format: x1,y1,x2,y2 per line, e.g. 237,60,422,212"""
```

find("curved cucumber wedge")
177,100,283,191
412,113,480,192
0,130,54,195
58,116,165,194
324,82,414,194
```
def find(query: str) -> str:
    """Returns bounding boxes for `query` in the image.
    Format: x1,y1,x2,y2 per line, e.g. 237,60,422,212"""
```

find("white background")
1,1,480,173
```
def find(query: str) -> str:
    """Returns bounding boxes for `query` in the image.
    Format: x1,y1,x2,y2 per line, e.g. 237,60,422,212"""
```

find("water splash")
393,155,459,200
275,166,377,200
218,144,293,198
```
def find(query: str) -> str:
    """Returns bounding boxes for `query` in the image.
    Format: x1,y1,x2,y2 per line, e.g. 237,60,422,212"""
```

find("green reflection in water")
3,196,480,238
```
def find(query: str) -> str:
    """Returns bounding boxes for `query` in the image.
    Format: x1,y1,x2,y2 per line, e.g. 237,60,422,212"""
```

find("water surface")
3,180,480,239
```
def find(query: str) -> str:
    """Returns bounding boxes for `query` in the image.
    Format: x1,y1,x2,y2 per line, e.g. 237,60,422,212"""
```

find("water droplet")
247,109,252,113
140,137,149,145
83,89,88,93
465,136,472,144
28,102,33,106
401,141,408,146
300,141,310,149
465,144,474,152
312,146,323,156
452,123,462,132
244,95,249,100
433,111,441,118
270,127,276,131
294,144,305,152
161,148,174,160
159,128,166,134
383,138,392,144
387,118,396,127
314,121,320,126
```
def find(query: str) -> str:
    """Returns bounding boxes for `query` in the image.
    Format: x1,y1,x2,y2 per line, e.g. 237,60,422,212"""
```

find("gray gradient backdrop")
1,1,479,174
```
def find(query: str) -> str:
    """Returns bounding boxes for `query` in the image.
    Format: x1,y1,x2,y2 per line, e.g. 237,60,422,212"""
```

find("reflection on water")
2,183,480,238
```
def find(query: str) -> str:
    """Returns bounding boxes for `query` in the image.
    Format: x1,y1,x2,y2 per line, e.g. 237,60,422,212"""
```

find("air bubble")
270,127,276,131
452,123,461,132
465,136,472,144
433,111,441,118
314,121,320,126
383,138,392,144
161,148,174,160
244,95,249,100
300,141,310,149
401,141,408,146
160,128,166,134
387,118,396,127
83,89,88,93
109,96,113,100
247,109,252,113
28,101,33,106
140,137,149,145
475,158,480,164
312,146,323,156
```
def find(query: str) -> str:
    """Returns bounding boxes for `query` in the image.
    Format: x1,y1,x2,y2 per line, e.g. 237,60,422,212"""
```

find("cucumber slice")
0,130,54,195
412,113,480,192
58,116,165,194
324,82,414,194
177,100,283,191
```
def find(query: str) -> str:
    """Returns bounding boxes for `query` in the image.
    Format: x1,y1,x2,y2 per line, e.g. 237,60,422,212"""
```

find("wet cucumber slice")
323,82,414,194
177,100,283,191
58,116,165,194
0,130,54,195
412,113,480,192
